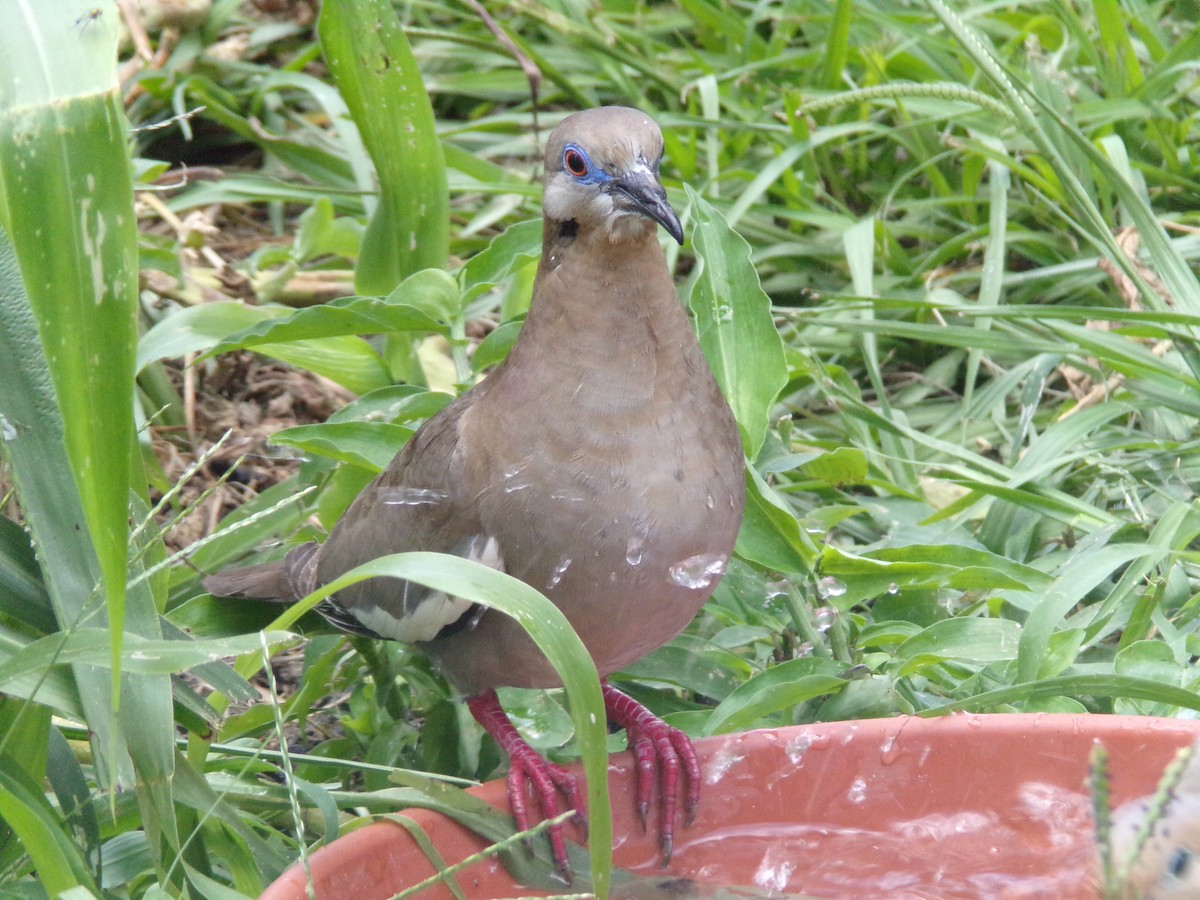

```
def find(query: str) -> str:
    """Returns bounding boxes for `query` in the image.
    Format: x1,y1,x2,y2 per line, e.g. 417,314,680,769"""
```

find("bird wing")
201,540,319,601
312,395,502,643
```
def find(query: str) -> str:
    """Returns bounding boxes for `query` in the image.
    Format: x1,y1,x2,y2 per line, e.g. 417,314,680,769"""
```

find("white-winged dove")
205,106,746,878
1110,741,1200,898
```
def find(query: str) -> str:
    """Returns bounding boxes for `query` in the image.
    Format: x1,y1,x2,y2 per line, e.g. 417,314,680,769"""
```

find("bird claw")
506,742,587,879
468,690,586,881
471,684,701,877
603,681,701,865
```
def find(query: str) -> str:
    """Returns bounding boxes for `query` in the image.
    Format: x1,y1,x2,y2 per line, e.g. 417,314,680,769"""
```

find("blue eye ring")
563,144,590,178
562,144,610,184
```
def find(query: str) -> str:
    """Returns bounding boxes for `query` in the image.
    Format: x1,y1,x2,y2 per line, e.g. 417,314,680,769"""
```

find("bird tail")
203,541,320,601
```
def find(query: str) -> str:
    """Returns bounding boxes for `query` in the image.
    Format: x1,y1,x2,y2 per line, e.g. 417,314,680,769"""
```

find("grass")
2,0,1200,896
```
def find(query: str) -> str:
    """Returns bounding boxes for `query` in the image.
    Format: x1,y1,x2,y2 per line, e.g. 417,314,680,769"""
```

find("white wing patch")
349,535,503,642
355,592,471,642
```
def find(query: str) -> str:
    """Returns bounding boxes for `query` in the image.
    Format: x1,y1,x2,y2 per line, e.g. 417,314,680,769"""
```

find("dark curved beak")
611,170,684,245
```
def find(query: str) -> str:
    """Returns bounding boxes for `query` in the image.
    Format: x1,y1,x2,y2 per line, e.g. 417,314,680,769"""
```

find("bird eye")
563,146,589,178
1169,848,1193,878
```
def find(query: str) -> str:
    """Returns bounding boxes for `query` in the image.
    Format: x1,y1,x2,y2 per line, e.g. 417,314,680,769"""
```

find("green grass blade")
927,674,1200,715
819,0,854,90
245,551,613,899
0,756,98,894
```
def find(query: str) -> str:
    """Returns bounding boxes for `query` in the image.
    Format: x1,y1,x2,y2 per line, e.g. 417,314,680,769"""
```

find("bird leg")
467,689,586,881
601,680,701,864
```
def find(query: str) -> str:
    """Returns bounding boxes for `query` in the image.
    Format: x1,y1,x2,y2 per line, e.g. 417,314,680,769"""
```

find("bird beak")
611,170,684,245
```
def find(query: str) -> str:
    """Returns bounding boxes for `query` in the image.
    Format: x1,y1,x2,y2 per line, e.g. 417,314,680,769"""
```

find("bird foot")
468,690,586,882
602,681,701,864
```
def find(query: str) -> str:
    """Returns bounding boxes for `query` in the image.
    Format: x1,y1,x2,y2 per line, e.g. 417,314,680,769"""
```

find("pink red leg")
602,680,700,863
467,689,585,880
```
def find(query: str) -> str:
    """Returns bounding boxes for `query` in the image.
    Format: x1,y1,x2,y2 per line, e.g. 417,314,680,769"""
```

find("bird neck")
486,218,696,402
533,216,687,334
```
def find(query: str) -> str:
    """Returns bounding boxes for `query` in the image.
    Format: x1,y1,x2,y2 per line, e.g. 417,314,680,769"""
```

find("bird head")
541,106,684,246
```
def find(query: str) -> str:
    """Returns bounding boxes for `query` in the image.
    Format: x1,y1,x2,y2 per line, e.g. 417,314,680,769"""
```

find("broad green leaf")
1115,640,1180,683
703,658,845,735
895,618,1022,676
815,675,913,720
460,219,543,301
138,301,390,396
137,302,274,370
797,447,869,486
857,622,923,650
1016,542,1154,683
0,223,131,783
0,0,139,726
319,0,449,294
1114,639,1186,716
471,320,523,373
292,197,337,263
734,467,817,574
685,188,787,458
257,69,376,204
758,448,864,482
620,635,752,702
821,544,1053,596
0,698,49,788
205,279,454,350
270,421,413,471
1037,628,1087,680
385,268,461,324
0,624,84,717
328,385,454,426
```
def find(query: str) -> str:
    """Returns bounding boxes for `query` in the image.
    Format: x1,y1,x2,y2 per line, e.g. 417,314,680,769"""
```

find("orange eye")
564,147,589,177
